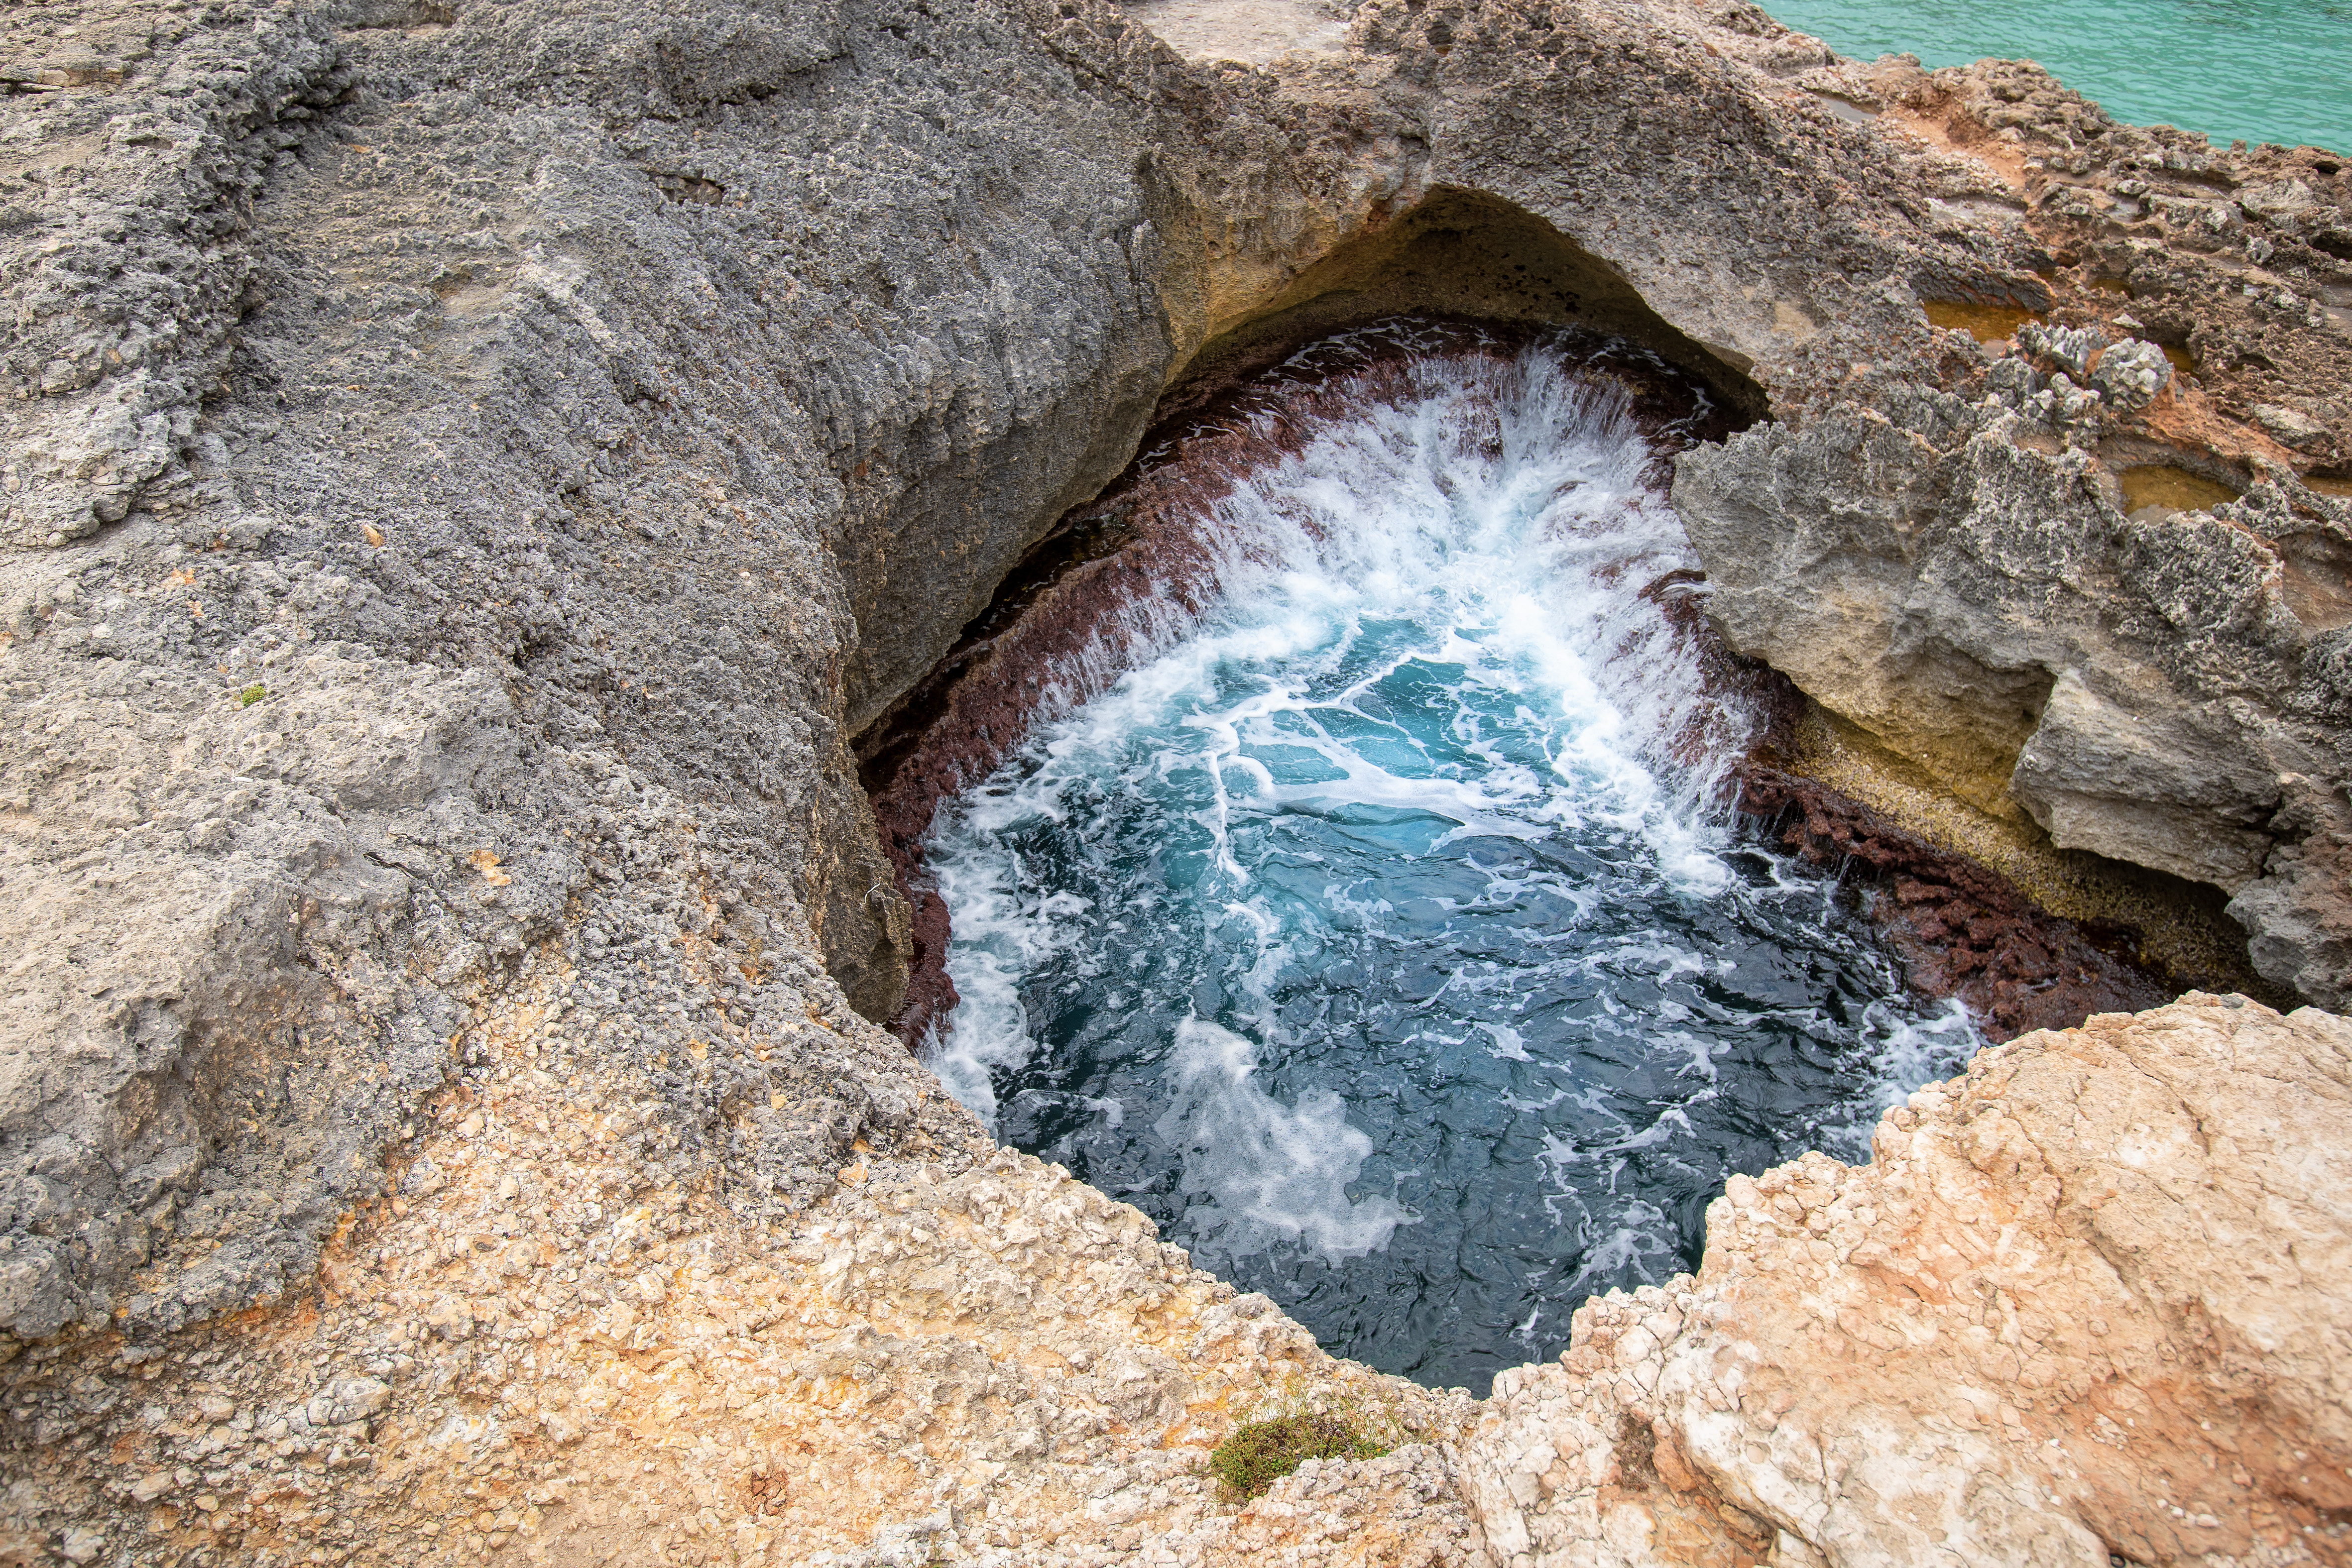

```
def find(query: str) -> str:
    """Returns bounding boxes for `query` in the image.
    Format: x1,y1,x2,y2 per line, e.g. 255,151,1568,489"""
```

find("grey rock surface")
0,0,1195,1342
0,1,346,549
0,0,2343,1442
1676,390,2352,1005
0,0,2086,1346
1668,47,2352,1008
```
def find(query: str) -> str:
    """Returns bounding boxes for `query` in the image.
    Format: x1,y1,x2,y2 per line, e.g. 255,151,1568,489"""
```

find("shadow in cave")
1171,185,1770,433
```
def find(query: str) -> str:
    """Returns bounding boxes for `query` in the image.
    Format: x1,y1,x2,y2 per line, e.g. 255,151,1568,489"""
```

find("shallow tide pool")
1761,0,2350,154
927,333,1980,1395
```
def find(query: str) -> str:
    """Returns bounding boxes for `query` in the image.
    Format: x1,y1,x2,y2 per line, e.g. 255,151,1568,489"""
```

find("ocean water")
1761,0,2351,154
927,334,1981,1395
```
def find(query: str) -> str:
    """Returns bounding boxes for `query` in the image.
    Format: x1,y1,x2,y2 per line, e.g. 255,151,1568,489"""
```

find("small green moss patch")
239,684,267,707
1208,1413,1387,1499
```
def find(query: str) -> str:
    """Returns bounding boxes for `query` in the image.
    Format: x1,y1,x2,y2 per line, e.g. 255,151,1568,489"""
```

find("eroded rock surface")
1464,993,2352,1567
1679,389,2352,1008
1,0,2349,1563
2,0,1199,1345
1,957,1489,1566
0,0,2117,1344
1738,763,2172,1039
1669,51,2352,1007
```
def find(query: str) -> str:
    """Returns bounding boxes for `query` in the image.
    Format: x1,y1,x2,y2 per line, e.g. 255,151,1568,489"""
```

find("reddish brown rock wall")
1737,764,2171,1039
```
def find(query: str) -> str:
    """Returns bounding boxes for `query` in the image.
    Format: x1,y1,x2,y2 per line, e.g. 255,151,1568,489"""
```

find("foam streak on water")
928,337,1980,1394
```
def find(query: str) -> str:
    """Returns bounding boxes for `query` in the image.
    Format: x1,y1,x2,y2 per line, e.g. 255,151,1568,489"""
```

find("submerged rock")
1738,764,2171,1038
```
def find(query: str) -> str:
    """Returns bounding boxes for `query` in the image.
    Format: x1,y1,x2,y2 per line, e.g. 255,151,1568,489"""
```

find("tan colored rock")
0,957,1491,1567
1464,992,2352,1567
16,986,2349,1568
1125,0,1353,66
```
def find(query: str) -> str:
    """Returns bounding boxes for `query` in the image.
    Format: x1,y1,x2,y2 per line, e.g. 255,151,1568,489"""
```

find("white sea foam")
934,346,1744,1131
926,336,1984,1334
1816,996,1982,1157
1152,1017,1415,1261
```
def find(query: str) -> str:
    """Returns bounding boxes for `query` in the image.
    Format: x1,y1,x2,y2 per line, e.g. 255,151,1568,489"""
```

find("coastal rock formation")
1678,390,2352,1008
1462,992,2352,1568
0,0,1871,1342
2,0,1204,1344
9,973,2344,1566
1668,51,2352,1007
17,0,2343,1344
1684,388,2352,1010
1,0,2350,1562
4,959,1486,1568
1,959,1491,1566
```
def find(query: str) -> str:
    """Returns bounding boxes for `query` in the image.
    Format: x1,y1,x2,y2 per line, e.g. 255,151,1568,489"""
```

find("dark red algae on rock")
1656,571,2173,1041
1735,765,2172,1041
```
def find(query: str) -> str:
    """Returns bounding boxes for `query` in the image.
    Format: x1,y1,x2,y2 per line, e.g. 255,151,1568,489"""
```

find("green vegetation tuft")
1207,1412,1388,1499
239,684,267,707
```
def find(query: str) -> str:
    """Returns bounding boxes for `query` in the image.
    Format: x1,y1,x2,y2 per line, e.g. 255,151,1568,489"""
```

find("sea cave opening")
850,195,1976,1397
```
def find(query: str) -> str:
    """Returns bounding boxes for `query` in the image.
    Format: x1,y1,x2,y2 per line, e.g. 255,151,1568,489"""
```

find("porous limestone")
1670,50,2352,1007
1,956,1490,1566
1461,992,2352,1568
2,0,2349,1563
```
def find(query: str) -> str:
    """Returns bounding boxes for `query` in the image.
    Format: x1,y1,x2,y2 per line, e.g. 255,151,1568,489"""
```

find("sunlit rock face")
1462,993,2352,1568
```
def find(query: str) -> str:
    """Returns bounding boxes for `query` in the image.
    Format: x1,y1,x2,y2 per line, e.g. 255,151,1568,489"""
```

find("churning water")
927,331,1979,1394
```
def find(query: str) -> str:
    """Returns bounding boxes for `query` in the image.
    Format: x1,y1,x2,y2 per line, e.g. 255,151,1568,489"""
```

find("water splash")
928,333,1981,1394
1153,1017,1416,1260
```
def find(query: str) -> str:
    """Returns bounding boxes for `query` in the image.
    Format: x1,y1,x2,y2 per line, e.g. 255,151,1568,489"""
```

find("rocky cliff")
1464,992,2352,1568
2,0,2348,1563
1665,49,2352,1009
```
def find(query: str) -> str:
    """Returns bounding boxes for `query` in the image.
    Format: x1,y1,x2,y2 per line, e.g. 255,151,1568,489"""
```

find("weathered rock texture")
1680,390,2352,1009
1669,52,2352,1008
4,0,1218,1346
0,0,2112,1347
0,0,2349,1563
1,953,1492,1566
1462,992,2352,1568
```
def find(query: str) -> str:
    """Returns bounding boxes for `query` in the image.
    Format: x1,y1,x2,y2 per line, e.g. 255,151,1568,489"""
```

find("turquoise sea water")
930,332,1979,1394
1760,0,2351,154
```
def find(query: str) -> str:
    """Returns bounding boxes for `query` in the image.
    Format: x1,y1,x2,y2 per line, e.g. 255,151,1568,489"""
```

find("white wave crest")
1152,1018,1414,1261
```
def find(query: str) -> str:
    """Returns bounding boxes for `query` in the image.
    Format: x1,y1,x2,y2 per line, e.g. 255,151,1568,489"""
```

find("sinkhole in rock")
917,322,1979,1396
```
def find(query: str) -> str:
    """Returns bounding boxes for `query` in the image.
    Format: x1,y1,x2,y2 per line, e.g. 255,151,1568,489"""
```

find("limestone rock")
0,1019,1489,1566
2091,338,2172,412
2257,403,2333,450
1674,389,2352,1003
0,0,2348,1562
0,0,2341,1337
1464,993,2352,1567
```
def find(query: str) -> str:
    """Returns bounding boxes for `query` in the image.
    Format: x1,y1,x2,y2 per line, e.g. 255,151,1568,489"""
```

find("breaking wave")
927,331,1979,1394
